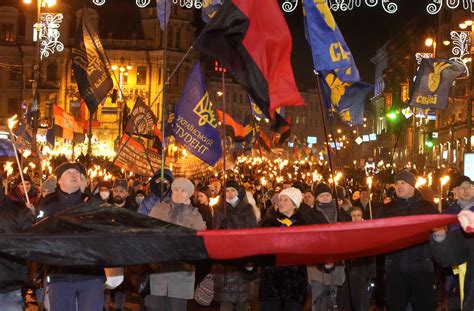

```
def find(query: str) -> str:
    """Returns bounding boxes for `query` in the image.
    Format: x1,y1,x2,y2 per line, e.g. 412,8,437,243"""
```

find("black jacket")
0,203,34,292
213,195,257,304
431,228,474,310
378,190,438,273
259,211,308,305
36,189,104,281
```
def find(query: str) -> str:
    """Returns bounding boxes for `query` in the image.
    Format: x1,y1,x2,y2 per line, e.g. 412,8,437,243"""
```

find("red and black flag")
270,113,291,146
72,8,113,113
216,109,246,142
258,130,272,154
194,0,304,117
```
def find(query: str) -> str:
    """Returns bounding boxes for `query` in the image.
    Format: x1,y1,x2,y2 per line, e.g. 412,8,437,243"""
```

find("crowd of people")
0,157,473,311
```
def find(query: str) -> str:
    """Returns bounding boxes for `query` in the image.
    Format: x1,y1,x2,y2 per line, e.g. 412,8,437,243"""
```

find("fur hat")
314,183,332,198
171,178,195,197
279,187,303,208
394,170,416,188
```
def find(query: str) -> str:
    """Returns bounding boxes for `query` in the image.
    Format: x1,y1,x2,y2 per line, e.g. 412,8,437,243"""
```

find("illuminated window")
136,66,147,85
0,23,14,42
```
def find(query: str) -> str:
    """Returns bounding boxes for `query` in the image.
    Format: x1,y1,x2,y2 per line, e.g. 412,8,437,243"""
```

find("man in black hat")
37,162,105,311
377,170,441,311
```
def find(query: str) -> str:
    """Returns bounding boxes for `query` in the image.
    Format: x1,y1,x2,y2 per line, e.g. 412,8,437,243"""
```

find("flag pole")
221,70,227,221
160,0,169,198
90,45,194,195
314,71,340,219
87,110,93,155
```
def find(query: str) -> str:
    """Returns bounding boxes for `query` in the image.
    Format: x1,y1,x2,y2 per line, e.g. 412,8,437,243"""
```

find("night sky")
283,0,433,89
64,0,434,88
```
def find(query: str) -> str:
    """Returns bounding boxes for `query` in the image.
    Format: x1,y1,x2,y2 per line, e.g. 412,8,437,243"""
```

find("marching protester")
259,187,308,311
37,162,105,311
213,180,258,311
377,170,442,311
431,175,474,310
194,185,214,229
145,177,206,311
138,169,174,216
308,182,347,311
0,179,35,310
347,206,375,311
5,174,38,213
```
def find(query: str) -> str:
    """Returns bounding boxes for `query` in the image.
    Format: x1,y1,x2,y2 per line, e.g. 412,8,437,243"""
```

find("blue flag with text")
303,0,360,82
320,71,372,125
409,58,465,110
172,63,222,166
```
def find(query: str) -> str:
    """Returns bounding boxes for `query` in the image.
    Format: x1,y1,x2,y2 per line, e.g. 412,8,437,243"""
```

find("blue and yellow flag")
201,0,223,23
172,63,222,166
303,0,360,82
320,71,372,125
409,58,465,110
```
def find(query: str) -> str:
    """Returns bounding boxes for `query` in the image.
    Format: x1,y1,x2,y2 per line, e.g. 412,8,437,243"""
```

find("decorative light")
427,1,474,15
111,65,118,71
39,13,64,60
442,40,451,46
23,0,33,4
450,31,471,76
465,20,473,26
460,23,468,29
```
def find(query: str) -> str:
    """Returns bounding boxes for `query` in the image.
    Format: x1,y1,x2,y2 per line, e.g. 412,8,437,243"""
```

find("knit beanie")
225,180,241,193
55,162,81,180
394,170,416,188
279,187,303,208
314,183,332,198
171,177,195,197
451,175,472,189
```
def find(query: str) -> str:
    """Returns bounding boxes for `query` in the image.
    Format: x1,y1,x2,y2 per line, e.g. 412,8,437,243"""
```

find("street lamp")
112,58,132,142
23,0,58,158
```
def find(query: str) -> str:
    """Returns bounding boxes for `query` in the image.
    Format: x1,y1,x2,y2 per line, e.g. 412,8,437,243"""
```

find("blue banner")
72,8,113,113
409,58,465,110
172,63,222,166
320,72,372,125
156,0,171,31
303,0,360,82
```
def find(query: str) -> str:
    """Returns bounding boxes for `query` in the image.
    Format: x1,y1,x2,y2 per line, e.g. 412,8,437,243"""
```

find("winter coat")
195,202,213,229
137,193,168,216
213,195,258,304
148,201,206,299
259,211,308,305
0,203,34,292
431,227,474,310
307,201,346,285
377,190,438,274
36,189,104,281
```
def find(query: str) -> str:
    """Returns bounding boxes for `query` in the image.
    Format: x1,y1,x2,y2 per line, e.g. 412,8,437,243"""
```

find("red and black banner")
0,201,457,267
216,109,246,141
194,0,304,117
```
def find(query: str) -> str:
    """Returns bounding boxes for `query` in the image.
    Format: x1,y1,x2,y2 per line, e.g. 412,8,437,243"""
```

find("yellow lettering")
329,42,349,62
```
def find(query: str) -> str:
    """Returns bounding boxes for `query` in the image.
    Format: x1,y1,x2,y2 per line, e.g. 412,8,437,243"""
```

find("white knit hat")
171,177,195,197
279,187,303,208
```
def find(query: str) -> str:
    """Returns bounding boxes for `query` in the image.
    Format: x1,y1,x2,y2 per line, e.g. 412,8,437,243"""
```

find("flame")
367,176,373,189
440,176,450,187
416,177,427,188
209,197,220,207
7,115,18,131
3,161,13,176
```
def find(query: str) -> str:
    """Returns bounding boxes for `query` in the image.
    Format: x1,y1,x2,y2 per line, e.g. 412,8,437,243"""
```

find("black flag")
72,8,113,113
125,97,157,138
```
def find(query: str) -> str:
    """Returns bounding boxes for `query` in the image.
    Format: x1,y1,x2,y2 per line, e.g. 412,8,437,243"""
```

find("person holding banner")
145,177,206,311
138,169,174,216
